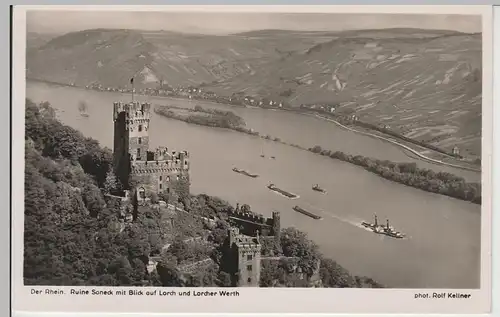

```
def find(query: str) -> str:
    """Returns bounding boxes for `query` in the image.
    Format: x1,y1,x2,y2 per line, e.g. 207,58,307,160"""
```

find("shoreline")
27,78,479,173
24,91,481,289
25,98,385,288
307,114,481,173
153,106,481,205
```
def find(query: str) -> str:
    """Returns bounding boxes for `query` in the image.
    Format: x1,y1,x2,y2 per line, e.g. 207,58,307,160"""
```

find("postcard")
11,4,493,314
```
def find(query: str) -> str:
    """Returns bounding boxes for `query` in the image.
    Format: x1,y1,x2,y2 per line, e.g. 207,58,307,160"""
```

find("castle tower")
112,101,151,189
237,240,261,287
179,151,190,170
228,228,261,287
272,211,281,236
228,227,240,246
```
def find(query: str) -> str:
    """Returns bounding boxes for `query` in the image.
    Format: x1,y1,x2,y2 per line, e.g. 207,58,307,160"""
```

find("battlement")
228,210,268,225
147,148,189,162
227,209,279,226
149,147,169,161
131,159,188,175
229,227,260,246
113,101,152,121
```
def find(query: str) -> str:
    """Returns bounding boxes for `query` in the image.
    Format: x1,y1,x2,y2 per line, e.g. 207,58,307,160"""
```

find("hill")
26,32,58,50
208,32,482,156
26,28,329,88
26,28,482,156
233,27,463,38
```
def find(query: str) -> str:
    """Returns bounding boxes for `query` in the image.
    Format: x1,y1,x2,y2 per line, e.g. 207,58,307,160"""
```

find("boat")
270,156,276,159
361,214,405,239
232,167,259,178
293,206,322,220
78,101,89,117
312,184,326,193
267,183,299,199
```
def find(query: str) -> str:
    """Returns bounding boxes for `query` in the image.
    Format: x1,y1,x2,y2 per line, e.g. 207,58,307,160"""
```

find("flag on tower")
130,77,135,102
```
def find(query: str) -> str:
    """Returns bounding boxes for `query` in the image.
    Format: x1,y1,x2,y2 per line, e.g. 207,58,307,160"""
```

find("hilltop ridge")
232,27,466,38
26,27,482,157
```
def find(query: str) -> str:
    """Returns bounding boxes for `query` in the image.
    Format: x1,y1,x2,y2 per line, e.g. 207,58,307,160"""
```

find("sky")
26,11,482,35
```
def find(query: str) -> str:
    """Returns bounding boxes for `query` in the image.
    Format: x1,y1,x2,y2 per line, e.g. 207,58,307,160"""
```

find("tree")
310,145,323,153
170,176,190,204
156,261,182,286
260,260,280,287
150,192,159,204
168,238,194,264
82,184,106,217
216,271,233,287
319,257,355,288
103,168,120,195
280,227,320,275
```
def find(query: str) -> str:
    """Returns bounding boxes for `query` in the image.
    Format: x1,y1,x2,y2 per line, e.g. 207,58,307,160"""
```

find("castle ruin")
112,101,190,205
228,227,262,287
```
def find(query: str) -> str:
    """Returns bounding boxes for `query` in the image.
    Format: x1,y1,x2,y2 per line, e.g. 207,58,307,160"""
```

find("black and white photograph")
12,5,493,314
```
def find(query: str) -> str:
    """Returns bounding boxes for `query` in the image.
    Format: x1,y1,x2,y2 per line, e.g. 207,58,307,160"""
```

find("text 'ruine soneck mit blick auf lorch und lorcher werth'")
31,288,241,297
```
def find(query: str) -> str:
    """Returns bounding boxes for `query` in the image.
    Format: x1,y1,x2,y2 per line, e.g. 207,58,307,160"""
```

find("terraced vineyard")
207,32,482,157
26,28,482,158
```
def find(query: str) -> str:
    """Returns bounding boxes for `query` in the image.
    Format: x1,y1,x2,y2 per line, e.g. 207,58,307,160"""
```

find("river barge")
293,206,322,220
361,214,405,239
312,184,326,194
232,167,259,178
267,183,299,199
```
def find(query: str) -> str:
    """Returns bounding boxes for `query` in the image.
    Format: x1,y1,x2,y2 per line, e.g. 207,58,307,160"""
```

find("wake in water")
299,201,361,227
233,155,410,240
297,200,411,240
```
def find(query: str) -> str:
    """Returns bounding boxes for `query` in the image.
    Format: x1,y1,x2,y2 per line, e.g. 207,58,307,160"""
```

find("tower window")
136,148,141,159
138,187,146,199
159,183,162,190
138,137,142,144
247,254,253,261
246,265,252,271
247,278,252,283
159,176,162,181
166,176,170,182
138,125,143,132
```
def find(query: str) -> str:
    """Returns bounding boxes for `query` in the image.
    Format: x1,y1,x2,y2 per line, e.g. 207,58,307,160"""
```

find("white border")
12,5,493,314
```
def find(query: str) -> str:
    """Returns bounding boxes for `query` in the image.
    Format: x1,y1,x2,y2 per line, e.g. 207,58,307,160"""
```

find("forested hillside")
23,99,381,288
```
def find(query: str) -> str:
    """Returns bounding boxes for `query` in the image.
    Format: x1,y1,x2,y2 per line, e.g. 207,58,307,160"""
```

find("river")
26,80,481,289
